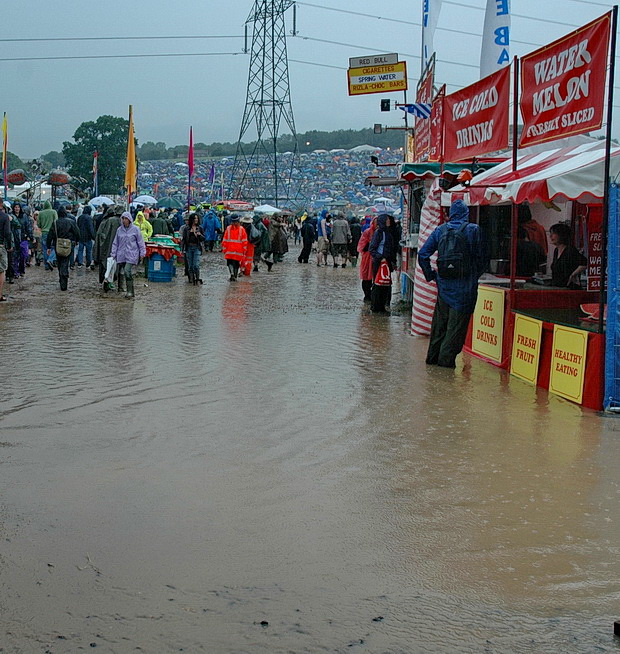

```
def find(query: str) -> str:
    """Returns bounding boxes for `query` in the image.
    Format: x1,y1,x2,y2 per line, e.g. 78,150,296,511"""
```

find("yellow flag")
2,113,7,169
124,105,137,196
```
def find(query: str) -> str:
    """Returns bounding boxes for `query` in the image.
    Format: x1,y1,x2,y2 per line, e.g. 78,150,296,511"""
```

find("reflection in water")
0,257,619,652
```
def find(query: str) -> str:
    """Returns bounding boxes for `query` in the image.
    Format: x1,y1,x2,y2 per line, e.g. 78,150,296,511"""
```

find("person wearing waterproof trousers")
46,207,80,292
221,214,248,281
417,199,487,368
110,212,146,299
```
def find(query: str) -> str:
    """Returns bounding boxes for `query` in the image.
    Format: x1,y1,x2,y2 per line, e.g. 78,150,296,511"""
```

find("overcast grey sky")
4,0,617,158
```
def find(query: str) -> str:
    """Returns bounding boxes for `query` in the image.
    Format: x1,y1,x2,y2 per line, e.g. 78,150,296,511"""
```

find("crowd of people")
137,148,402,211
0,198,402,314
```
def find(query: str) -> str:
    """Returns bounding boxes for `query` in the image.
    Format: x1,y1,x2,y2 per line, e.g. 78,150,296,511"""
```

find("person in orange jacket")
222,214,248,281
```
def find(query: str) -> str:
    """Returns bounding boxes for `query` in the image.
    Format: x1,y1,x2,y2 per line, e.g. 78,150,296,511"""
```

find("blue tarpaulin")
604,183,620,410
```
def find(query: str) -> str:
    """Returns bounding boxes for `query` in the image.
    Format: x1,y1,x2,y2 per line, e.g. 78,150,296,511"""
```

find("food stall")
366,161,500,302
447,141,620,410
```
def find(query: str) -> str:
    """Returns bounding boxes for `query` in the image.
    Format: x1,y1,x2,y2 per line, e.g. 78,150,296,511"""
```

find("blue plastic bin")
148,253,175,282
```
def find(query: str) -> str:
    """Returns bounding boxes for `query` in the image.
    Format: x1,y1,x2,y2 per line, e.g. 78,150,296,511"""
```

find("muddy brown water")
1,250,620,653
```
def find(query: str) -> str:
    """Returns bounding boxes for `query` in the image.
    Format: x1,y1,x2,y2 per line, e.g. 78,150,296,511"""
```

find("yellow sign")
510,314,543,384
471,286,505,363
549,325,588,404
347,61,408,96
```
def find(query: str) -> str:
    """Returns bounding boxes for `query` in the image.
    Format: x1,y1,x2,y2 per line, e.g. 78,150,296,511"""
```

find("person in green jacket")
149,208,172,236
37,200,58,270
93,204,123,291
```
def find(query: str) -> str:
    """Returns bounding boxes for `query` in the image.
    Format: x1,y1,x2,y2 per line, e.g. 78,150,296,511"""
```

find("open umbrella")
253,204,280,214
133,194,157,205
157,197,183,209
89,196,114,207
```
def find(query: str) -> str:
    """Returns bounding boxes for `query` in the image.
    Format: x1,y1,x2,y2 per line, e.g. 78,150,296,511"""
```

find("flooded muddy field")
1,248,620,653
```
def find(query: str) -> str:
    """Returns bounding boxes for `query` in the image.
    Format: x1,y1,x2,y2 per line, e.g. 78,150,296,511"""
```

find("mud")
1,249,620,653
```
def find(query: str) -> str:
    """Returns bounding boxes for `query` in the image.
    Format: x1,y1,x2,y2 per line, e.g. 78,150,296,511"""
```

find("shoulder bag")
54,221,72,257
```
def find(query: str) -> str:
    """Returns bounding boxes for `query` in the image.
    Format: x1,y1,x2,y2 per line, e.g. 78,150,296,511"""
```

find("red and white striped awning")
461,142,620,205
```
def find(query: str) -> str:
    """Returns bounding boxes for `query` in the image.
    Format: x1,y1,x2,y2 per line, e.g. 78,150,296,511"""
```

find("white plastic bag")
104,256,117,283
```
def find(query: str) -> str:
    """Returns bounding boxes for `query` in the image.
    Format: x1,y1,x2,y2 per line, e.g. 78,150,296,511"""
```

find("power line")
294,35,479,69
0,35,241,43
295,2,418,26
0,51,244,62
295,2,542,47
444,0,586,28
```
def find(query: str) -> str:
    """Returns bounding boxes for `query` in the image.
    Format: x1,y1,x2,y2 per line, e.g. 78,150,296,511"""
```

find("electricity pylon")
229,0,300,206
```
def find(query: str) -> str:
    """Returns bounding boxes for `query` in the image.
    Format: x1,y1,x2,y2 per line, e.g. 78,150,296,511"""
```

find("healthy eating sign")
519,12,611,148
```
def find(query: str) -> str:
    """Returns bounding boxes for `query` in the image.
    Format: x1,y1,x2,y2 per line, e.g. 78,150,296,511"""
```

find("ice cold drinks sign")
443,67,510,162
471,287,505,363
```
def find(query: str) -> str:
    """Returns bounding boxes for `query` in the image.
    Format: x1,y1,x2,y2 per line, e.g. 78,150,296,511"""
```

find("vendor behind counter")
549,222,586,289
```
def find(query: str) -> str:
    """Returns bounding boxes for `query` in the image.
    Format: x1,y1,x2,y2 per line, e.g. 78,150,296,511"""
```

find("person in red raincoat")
357,217,376,302
240,216,255,276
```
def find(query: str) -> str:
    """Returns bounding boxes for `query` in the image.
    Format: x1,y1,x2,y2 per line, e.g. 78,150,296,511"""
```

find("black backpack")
437,222,471,279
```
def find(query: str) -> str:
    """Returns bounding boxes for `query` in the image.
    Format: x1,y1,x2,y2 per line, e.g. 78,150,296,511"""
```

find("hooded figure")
134,209,153,242
37,200,58,269
368,213,397,313
221,214,248,281
93,204,124,290
201,209,222,250
418,199,487,368
149,208,172,236
357,217,377,302
110,211,146,298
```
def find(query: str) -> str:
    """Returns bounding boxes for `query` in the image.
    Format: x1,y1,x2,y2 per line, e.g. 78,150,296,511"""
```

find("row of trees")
136,127,405,159
24,116,408,195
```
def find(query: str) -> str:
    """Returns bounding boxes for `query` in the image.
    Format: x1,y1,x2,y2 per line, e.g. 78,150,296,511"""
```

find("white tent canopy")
253,204,280,214
349,144,382,153
455,142,620,206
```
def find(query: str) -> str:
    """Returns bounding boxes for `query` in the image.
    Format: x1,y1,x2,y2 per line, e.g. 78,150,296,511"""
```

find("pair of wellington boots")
188,271,203,286
117,276,134,298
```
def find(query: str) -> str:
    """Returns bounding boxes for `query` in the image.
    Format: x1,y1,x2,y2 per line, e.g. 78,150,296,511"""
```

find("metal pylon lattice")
229,0,301,206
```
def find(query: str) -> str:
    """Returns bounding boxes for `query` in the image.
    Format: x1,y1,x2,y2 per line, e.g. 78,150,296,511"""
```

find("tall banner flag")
2,113,7,201
414,58,435,162
209,163,215,202
187,126,194,212
428,85,445,163
92,151,98,197
422,0,443,73
480,0,511,79
124,105,137,201
443,66,510,162
519,12,611,148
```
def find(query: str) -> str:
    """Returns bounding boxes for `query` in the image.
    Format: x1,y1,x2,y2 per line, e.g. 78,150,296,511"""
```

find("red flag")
414,63,435,162
188,126,194,177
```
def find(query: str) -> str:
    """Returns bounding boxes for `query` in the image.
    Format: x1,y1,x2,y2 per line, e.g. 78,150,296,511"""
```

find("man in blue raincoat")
418,199,487,368
201,209,222,252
